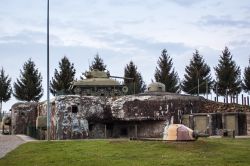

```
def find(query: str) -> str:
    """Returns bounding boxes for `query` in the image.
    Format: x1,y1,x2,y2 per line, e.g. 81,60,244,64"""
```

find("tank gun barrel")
110,76,134,80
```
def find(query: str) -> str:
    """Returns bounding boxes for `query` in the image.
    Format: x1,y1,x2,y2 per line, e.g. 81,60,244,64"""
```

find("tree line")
1,46,250,114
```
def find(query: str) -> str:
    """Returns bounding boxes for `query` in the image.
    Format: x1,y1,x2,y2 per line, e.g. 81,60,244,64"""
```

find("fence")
212,94,250,106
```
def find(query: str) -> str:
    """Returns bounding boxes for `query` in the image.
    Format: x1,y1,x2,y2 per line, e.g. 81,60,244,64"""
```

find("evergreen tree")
13,59,43,101
124,61,146,95
0,68,12,115
242,59,250,92
182,50,213,95
214,47,241,97
89,54,107,71
50,56,76,96
154,49,179,93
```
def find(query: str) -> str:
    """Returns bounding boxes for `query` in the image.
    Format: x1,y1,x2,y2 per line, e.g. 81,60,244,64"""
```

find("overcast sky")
1,0,250,111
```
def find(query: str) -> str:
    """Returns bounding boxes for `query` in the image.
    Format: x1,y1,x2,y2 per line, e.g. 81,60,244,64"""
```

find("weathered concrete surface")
111,92,202,122
247,113,250,135
183,112,248,136
10,92,250,140
11,102,38,135
38,95,106,139
36,93,204,139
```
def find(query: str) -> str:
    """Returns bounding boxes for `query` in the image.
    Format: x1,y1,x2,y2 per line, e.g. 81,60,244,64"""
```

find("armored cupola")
147,82,165,92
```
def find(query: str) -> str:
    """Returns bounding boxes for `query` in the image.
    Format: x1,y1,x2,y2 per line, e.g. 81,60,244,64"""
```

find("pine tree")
50,56,76,96
0,68,12,115
182,50,213,95
89,54,107,71
154,49,179,93
13,59,43,101
214,47,241,97
242,59,250,92
124,61,146,95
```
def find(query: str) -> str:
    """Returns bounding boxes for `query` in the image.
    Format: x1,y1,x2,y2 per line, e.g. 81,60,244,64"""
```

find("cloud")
169,0,203,6
107,0,202,8
92,32,191,55
115,19,146,26
199,15,250,28
0,30,66,47
107,0,164,7
0,27,190,57
229,39,250,48
0,31,44,44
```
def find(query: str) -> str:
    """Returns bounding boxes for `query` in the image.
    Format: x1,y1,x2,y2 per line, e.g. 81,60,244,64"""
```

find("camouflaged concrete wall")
38,93,203,139
111,93,202,123
109,93,202,138
10,92,250,139
88,123,106,138
11,102,38,135
136,121,166,138
38,95,111,139
11,92,250,139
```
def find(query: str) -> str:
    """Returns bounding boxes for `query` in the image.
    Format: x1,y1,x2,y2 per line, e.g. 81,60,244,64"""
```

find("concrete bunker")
9,92,250,140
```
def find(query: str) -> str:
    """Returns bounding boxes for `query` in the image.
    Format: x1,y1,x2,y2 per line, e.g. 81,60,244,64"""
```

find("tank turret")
85,69,109,78
70,69,129,96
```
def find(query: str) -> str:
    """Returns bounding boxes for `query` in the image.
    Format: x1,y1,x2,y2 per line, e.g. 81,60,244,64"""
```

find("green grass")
1,138,250,166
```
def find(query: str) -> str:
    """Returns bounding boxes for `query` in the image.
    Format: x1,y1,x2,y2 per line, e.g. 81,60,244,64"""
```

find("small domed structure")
163,124,197,141
147,82,165,92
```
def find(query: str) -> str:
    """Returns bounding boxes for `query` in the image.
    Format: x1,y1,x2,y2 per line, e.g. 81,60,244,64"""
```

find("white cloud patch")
199,15,250,28
0,31,63,46
169,0,203,6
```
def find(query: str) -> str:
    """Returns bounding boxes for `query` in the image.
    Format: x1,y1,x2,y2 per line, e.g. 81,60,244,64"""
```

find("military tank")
70,69,130,96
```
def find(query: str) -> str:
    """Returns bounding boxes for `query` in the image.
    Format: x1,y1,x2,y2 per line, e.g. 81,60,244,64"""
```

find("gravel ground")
0,134,25,158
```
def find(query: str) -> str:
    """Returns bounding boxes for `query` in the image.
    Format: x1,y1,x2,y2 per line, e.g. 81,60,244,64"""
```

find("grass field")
0,138,250,166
